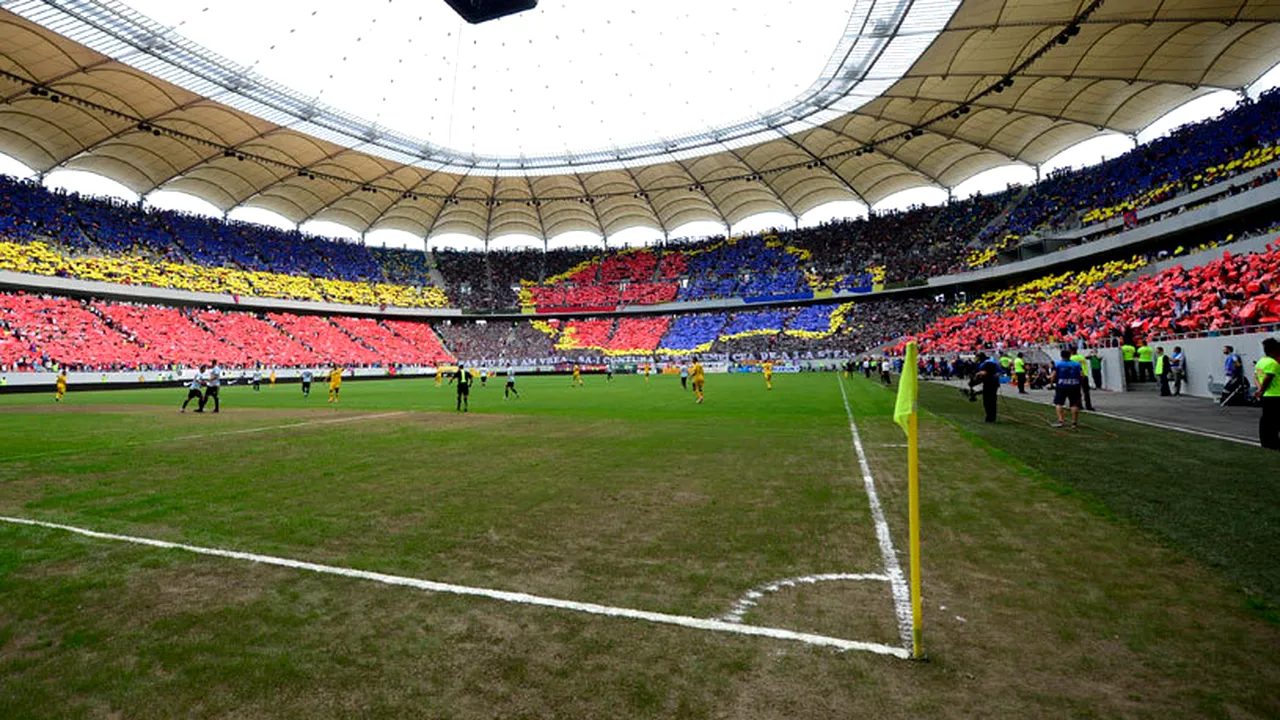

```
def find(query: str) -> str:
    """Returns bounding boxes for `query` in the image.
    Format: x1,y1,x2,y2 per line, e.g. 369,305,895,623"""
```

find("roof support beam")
772,126,872,206
618,163,669,236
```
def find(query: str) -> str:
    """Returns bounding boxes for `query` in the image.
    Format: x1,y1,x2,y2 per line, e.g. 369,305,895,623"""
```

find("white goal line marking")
3,411,409,462
719,573,889,624
837,376,914,652
0,515,910,659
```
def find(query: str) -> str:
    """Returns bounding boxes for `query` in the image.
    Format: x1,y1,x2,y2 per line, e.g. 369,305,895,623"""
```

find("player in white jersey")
182,366,206,413
504,367,520,400
200,360,222,412
300,368,313,397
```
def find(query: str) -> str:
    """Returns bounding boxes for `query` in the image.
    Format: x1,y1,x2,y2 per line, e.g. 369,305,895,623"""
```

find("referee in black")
449,363,472,412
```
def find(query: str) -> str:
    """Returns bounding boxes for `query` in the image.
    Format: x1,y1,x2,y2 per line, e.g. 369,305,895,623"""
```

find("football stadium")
2,0,1280,716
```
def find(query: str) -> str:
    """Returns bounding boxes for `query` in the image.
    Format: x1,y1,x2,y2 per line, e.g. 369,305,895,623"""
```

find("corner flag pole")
908,408,922,659
893,341,923,659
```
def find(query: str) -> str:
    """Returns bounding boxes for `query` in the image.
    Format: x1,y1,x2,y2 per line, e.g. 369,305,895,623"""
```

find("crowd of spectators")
0,176,448,307
906,240,1280,352
432,320,557,366
972,89,1280,264
0,291,454,372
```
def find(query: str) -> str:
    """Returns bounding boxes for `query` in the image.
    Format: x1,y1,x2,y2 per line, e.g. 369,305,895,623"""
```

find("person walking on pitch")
54,368,67,402
762,360,774,390
327,366,343,403
504,366,520,400
690,357,705,403
182,366,206,413
300,368,313,397
199,360,222,413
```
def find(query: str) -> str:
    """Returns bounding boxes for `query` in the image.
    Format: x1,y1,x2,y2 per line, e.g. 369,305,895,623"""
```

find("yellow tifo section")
957,255,1148,314
965,234,1020,270
785,302,856,340
1083,145,1280,225
0,240,450,308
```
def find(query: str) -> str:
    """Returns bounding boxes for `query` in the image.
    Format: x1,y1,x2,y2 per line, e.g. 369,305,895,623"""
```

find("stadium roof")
0,0,1278,241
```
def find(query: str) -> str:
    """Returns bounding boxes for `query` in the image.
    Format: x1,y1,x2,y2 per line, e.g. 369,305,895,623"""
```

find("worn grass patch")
0,374,1277,718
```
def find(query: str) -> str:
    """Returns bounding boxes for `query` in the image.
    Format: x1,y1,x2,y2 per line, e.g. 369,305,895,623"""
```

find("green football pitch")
1,372,1278,719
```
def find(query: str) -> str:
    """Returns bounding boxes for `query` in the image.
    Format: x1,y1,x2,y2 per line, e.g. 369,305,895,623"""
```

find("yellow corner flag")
894,342,918,435
894,341,924,659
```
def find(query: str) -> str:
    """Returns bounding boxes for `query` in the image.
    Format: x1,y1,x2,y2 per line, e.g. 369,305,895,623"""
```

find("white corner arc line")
718,572,889,624
0,516,910,659
837,376,914,651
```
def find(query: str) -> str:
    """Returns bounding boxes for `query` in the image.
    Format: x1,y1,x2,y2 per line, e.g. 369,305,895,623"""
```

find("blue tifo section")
721,309,792,336
676,237,808,302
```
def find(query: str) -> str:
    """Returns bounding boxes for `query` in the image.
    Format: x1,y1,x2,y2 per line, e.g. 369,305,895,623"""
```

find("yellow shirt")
762,361,773,375
56,375,66,390
329,368,343,386
573,366,581,376
690,363,705,382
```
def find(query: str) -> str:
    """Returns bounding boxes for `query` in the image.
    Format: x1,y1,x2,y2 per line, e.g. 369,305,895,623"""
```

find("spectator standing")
1255,338,1280,450
1171,346,1186,396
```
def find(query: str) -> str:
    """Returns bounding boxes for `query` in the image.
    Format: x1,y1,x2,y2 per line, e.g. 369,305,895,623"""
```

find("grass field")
1,372,1278,719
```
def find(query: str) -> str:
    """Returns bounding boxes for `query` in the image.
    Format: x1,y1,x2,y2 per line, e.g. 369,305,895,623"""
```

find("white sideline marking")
3,411,409,462
0,515,910,659
719,573,889,624
837,376,914,651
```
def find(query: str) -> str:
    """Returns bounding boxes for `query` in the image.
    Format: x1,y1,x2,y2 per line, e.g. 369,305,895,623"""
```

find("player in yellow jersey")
762,360,774,390
269,369,276,387
435,365,443,387
572,363,584,387
642,363,650,383
327,366,344,403
690,357,705,404
54,368,67,402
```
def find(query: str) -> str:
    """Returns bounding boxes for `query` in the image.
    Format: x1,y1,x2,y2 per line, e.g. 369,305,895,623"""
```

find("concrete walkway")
930,379,1261,446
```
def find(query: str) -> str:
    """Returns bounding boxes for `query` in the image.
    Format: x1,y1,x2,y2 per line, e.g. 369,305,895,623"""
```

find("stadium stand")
907,241,1280,352
0,176,449,308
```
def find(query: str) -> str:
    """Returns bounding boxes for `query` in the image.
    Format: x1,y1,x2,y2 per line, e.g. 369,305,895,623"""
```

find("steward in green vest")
1121,343,1137,386
1137,344,1154,382
1070,351,1093,410
1013,353,1027,394
1254,338,1280,450
1154,347,1171,396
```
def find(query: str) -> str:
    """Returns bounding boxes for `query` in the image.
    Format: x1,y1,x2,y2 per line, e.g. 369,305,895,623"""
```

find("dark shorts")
186,389,202,401
457,385,470,396
1053,386,1082,408
506,380,515,388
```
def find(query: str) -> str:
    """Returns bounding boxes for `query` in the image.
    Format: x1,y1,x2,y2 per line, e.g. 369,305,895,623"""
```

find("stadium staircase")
425,250,449,290
264,317,316,354
970,186,1030,247
328,317,380,353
